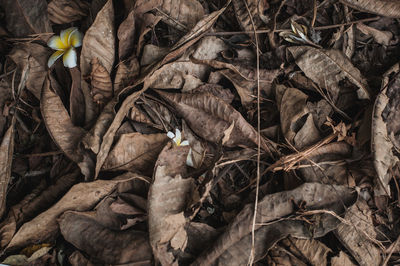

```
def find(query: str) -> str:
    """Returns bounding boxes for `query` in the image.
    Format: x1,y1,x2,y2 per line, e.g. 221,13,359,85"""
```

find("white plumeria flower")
167,129,189,146
167,129,194,167
47,27,83,68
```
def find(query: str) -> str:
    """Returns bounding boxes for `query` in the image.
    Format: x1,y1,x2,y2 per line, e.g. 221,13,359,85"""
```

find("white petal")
62,48,77,68
48,50,64,68
175,129,182,142
60,27,77,46
167,131,175,139
180,140,189,146
47,36,67,50
69,29,83,48
186,148,194,167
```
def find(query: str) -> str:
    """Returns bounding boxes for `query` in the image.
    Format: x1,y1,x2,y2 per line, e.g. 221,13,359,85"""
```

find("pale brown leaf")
102,132,168,173
0,118,15,219
288,46,370,101
6,174,140,251
59,211,152,265
80,0,115,77
356,23,393,46
331,251,357,266
114,57,140,94
47,0,89,24
1,0,52,38
159,0,205,31
90,58,113,105
117,10,135,60
340,0,400,18
232,0,267,33
41,77,85,163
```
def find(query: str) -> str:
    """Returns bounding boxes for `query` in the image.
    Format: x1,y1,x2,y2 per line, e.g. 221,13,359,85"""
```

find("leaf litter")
1,0,400,265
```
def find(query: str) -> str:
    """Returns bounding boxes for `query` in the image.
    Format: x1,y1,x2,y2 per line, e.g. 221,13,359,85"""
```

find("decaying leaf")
340,0,400,18
0,118,15,219
90,58,113,105
159,0,205,31
114,57,140,94
6,173,140,250
372,63,400,197
80,0,115,77
289,46,370,101
232,0,267,33
117,10,135,60
41,77,85,163
102,132,168,174
331,251,357,266
69,68,86,127
1,0,52,38
193,183,357,265
157,91,273,151
59,211,152,265
335,199,382,266
47,0,89,24
356,23,393,46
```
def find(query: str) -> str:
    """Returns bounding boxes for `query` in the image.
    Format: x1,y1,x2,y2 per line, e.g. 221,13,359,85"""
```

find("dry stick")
311,0,317,28
242,0,260,264
206,16,380,36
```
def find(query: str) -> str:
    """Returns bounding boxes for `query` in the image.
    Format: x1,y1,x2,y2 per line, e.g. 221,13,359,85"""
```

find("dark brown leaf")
114,57,140,94
80,0,115,77
59,210,152,265
40,77,85,163
69,68,86,127
90,58,113,106
47,0,89,24
340,0,400,18
1,0,52,38
0,118,15,219
232,0,267,33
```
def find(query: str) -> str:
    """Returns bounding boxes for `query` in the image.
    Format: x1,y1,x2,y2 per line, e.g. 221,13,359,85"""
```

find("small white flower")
167,129,189,146
47,27,83,68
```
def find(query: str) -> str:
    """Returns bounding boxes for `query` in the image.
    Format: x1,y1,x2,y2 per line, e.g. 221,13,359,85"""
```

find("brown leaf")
356,23,393,46
8,43,50,99
159,0,205,31
69,68,85,127
157,91,273,151
129,105,154,125
232,0,267,33
90,58,113,105
193,183,356,265
102,132,168,174
80,0,115,77
1,0,52,38
335,199,382,266
190,84,234,104
117,10,136,60
40,77,85,163
59,210,152,265
340,0,400,18
114,57,140,94
47,0,89,24
6,174,139,251
0,118,15,219
0,169,80,248
288,46,370,101
372,63,400,197
331,251,357,266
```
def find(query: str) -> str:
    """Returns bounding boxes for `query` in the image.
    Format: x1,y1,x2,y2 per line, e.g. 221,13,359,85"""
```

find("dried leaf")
158,91,272,151
114,57,140,94
0,118,15,219
129,105,154,125
288,46,370,101
59,211,152,265
331,251,357,266
232,0,267,33
193,183,356,265
90,58,113,105
41,77,85,163
69,68,85,127
6,174,139,250
8,43,50,99
189,84,234,104
117,10,135,60
372,63,400,196
103,132,168,173
356,23,393,46
47,0,89,24
340,0,400,18
1,0,52,38
80,0,115,77
159,0,205,31
335,199,382,266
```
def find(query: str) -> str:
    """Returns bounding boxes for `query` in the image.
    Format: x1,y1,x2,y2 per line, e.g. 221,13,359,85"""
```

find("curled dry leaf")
6,174,139,251
69,67,86,127
288,46,370,102
129,105,154,125
117,10,135,60
0,169,80,248
193,183,356,265
372,63,400,197
340,0,400,18
90,58,113,105
8,43,50,99
41,77,85,163
189,84,234,104
0,118,15,219
356,23,393,46
114,57,140,94
59,211,152,265
1,0,52,38
80,0,115,77
335,199,382,266
47,0,89,24
102,132,168,174
158,91,273,152
331,251,357,266
232,0,267,33
159,0,205,31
